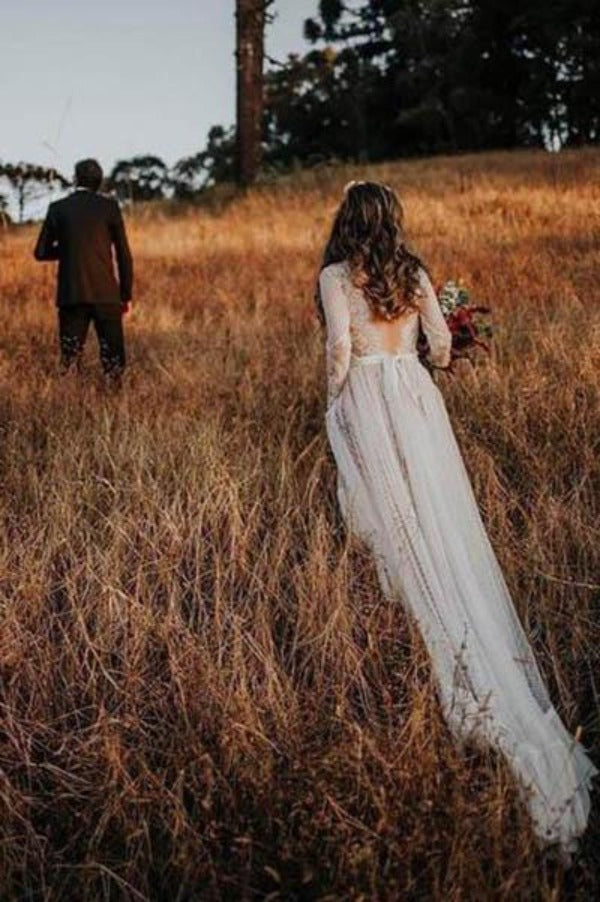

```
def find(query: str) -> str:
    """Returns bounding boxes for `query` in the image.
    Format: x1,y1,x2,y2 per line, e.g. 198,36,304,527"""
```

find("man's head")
74,158,103,192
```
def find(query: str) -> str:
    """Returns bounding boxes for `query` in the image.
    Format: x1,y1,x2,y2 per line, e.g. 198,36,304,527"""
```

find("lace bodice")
319,261,452,405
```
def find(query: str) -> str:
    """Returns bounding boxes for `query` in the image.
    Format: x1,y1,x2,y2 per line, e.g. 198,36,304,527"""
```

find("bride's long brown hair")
316,181,424,323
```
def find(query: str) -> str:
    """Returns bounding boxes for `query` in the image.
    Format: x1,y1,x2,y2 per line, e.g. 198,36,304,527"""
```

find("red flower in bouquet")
418,280,493,371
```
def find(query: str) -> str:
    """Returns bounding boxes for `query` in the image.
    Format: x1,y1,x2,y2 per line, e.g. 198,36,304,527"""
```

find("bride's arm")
319,265,352,407
417,268,452,368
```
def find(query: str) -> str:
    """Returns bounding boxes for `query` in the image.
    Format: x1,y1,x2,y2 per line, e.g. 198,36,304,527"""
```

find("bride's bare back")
320,261,450,406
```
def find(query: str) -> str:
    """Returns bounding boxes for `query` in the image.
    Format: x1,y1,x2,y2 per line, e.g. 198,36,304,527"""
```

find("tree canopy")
107,156,170,202
0,163,69,222
261,0,599,167
178,0,599,188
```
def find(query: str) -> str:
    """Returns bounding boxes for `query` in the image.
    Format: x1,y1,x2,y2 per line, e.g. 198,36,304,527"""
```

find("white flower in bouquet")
438,280,468,317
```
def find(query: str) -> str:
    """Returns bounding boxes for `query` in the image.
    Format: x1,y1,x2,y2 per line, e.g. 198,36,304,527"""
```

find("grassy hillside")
0,148,599,900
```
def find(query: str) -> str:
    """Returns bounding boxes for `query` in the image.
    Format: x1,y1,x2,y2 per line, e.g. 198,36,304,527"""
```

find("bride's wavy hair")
317,181,424,322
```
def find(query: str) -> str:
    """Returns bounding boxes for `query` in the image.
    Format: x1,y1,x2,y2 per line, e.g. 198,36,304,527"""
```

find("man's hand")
121,301,132,315
34,204,60,261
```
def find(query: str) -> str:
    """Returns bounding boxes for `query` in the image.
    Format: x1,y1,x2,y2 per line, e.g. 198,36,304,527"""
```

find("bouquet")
418,280,493,371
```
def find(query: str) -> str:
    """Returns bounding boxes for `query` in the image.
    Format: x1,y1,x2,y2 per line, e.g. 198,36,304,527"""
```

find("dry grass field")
0,148,599,900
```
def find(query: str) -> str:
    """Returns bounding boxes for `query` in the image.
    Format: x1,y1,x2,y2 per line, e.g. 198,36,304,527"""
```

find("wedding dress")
320,260,596,853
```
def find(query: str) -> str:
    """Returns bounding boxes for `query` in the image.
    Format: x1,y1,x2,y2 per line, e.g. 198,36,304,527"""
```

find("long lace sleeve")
417,268,452,368
319,265,352,407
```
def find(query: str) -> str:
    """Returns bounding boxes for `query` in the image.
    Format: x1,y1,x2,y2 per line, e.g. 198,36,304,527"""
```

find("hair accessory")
343,179,366,194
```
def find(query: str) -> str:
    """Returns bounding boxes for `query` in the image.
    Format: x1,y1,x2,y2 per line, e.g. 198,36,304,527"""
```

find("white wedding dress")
320,260,596,853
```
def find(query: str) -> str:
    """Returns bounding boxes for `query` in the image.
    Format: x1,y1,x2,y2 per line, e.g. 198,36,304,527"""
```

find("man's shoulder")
65,190,122,217
97,191,119,206
43,193,75,220
61,190,119,206
52,191,91,211
50,194,71,211
95,192,124,218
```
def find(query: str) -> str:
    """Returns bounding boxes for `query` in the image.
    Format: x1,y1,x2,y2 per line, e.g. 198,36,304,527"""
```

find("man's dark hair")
74,158,103,192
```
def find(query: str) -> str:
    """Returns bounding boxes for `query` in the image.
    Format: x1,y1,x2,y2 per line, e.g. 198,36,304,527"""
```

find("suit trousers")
58,304,126,375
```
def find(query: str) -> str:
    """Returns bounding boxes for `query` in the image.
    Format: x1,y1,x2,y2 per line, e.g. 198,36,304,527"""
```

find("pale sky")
1,0,316,179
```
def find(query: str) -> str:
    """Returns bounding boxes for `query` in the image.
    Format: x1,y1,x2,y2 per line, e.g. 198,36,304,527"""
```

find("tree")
264,47,384,166
164,0,600,199
236,0,270,186
0,162,69,222
556,0,600,145
171,153,207,201
171,126,237,198
107,155,169,202
0,192,11,228
266,0,600,162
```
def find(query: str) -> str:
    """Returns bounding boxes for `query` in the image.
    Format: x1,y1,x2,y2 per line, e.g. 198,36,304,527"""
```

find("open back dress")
320,260,596,853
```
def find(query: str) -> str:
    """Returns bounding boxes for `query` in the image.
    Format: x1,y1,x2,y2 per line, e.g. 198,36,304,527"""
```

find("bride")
317,180,596,856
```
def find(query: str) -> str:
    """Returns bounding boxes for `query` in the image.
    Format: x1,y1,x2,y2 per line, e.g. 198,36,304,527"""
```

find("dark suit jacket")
34,190,133,307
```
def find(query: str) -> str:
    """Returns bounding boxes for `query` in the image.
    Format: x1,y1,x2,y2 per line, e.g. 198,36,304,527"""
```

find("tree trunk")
236,0,266,187
18,179,25,224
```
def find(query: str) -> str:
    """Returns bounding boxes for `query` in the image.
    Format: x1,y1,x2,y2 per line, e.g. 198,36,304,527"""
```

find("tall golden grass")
0,148,598,900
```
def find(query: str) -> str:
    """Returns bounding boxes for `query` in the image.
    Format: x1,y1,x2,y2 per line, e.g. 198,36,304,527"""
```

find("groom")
34,158,133,378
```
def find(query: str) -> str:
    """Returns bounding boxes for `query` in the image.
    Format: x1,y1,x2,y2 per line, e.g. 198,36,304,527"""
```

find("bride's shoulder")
319,260,348,284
